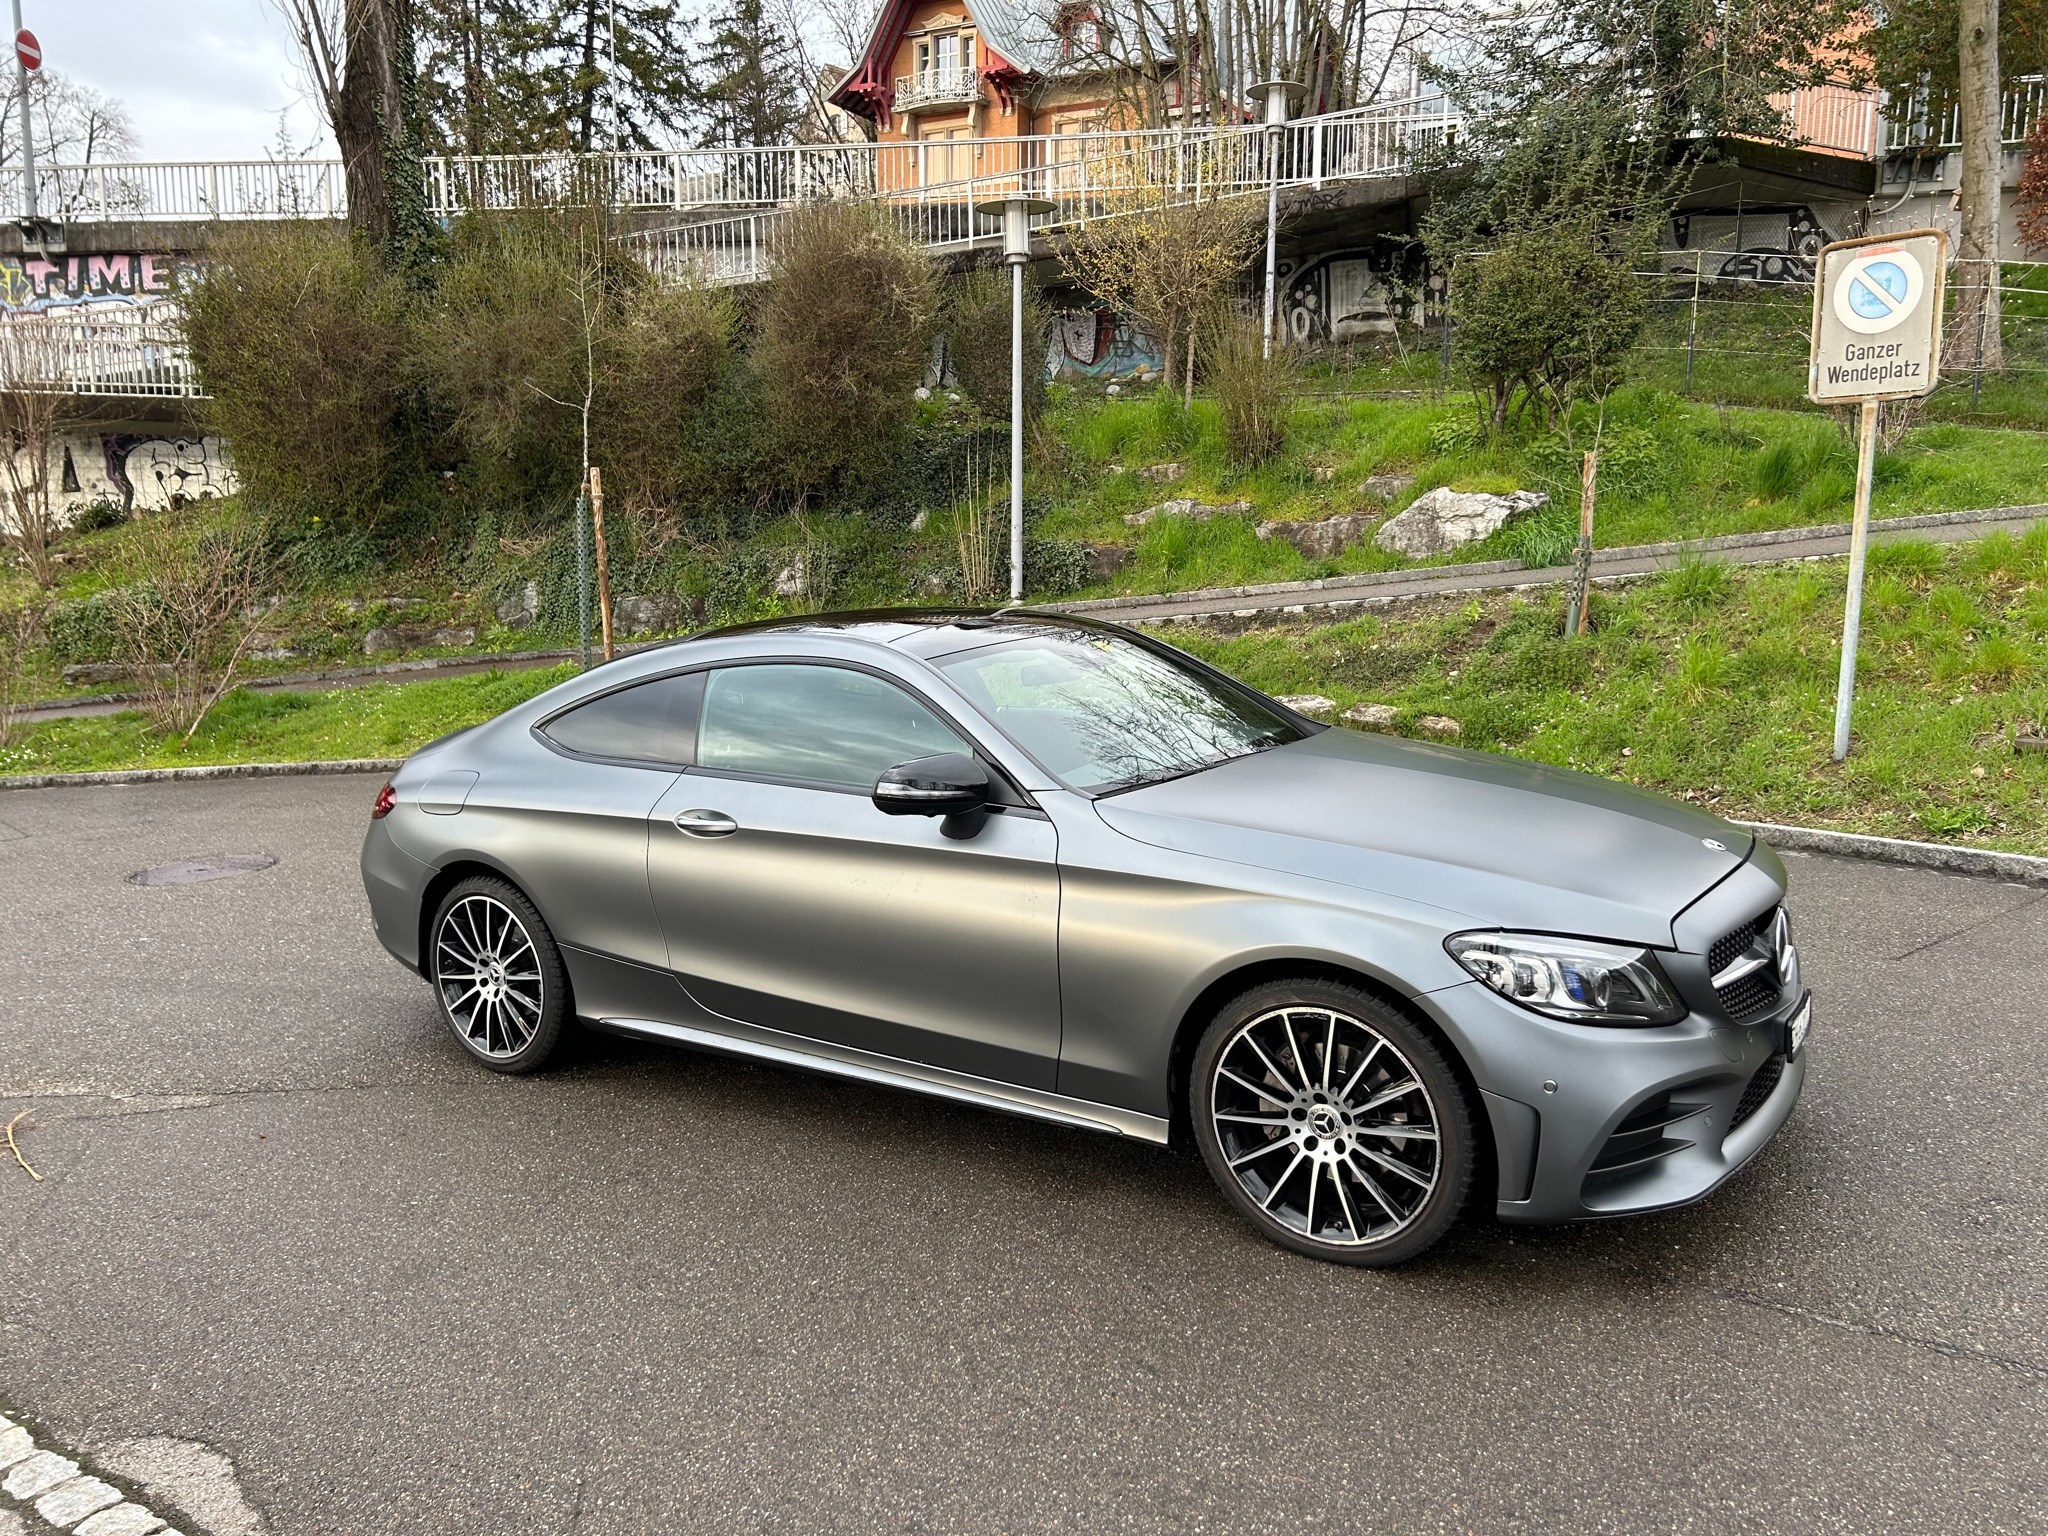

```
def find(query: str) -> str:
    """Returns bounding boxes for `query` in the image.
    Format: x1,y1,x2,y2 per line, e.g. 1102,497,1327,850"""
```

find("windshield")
933,627,1308,792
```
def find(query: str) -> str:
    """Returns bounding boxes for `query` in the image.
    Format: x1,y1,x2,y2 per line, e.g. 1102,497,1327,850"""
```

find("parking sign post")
1808,230,1948,761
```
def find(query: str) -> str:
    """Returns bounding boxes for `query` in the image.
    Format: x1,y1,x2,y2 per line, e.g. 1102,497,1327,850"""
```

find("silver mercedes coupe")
360,610,1810,1265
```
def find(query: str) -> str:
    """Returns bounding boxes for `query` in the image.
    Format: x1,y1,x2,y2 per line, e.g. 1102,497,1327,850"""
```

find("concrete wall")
20,425,235,522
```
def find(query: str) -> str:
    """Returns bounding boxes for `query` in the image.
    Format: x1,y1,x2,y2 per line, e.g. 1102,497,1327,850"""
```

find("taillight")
372,782,397,820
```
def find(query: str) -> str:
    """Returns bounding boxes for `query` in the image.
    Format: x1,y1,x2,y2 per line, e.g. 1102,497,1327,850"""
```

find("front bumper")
1416,978,1809,1224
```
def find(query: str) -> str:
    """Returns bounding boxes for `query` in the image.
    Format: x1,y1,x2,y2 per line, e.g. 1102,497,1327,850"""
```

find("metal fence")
0,82,1923,224
630,97,1461,287
1,305,202,398
1884,74,2046,151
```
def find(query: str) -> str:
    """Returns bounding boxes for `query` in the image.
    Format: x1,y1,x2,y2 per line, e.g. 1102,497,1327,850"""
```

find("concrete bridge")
1,78,2040,408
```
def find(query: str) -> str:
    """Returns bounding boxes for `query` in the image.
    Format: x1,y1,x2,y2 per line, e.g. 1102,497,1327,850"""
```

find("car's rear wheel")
1190,979,1474,1266
430,876,570,1073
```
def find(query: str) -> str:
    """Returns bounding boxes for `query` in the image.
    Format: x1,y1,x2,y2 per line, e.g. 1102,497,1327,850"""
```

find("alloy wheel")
435,894,546,1060
1208,1005,1442,1247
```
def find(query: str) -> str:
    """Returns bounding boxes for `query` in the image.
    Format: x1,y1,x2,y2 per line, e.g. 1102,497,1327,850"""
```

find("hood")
1093,728,1753,946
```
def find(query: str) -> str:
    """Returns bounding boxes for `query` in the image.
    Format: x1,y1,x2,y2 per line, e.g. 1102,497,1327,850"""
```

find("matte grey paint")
361,612,1806,1223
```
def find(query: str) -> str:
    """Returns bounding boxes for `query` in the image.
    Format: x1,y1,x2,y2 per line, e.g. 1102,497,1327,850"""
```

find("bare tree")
273,0,430,253
0,69,142,216
1057,146,1265,401
1955,0,2005,368
0,601,47,752
0,318,65,589
106,511,273,742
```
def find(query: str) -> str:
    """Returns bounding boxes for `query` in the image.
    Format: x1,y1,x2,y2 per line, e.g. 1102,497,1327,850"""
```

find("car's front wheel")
1190,979,1474,1266
429,875,570,1073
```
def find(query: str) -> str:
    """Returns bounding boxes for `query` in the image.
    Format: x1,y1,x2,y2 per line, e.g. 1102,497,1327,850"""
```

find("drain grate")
129,853,278,887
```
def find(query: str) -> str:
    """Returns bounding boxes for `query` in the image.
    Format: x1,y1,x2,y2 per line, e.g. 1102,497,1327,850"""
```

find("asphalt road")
1,774,2045,1535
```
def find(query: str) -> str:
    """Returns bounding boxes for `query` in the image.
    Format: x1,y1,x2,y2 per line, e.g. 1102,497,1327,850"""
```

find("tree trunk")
1956,0,2005,370
578,0,598,153
338,0,407,248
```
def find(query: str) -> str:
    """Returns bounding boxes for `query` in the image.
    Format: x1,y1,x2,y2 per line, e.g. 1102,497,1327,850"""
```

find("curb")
1049,501,2048,619
0,758,403,792
3,756,2043,887
1737,820,2048,887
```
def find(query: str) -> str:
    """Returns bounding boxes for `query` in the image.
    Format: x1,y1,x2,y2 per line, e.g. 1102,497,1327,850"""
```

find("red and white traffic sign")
15,29,39,70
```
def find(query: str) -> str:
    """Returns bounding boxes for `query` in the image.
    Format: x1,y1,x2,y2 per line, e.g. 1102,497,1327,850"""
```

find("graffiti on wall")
1046,310,1164,380
1279,242,1424,344
38,430,236,517
0,252,200,312
1666,205,1847,283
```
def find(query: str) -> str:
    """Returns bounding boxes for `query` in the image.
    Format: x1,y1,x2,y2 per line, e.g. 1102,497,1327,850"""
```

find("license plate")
1785,995,1812,1059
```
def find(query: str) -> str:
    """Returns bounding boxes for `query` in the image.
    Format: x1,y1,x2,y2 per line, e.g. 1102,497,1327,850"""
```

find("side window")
541,671,703,765
697,664,972,790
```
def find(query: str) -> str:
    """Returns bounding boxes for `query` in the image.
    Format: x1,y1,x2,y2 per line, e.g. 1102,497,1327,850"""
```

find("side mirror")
872,753,990,818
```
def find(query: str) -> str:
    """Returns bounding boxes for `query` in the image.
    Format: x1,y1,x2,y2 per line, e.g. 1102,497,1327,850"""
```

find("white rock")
0,1426,36,1470
1417,715,1463,739
76,1507,167,1536
1278,694,1338,718
914,386,932,401
1343,702,1398,729
1136,462,1185,483
1372,487,1549,558
772,559,808,598
4,1451,81,1499
37,1476,124,1526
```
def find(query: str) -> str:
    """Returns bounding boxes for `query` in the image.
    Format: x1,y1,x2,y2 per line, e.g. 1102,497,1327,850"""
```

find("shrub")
415,210,596,508
944,264,1046,423
597,280,743,518
179,223,413,524
1206,314,1294,468
105,508,273,737
754,201,939,500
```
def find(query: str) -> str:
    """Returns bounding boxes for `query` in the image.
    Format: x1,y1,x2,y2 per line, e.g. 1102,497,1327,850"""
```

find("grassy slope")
0,663,577,779
1039,382,2047,600
1163,529,2048,854
9,533,2046,859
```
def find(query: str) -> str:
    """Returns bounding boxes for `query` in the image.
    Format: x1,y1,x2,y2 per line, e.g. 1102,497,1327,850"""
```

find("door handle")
674,809,738,837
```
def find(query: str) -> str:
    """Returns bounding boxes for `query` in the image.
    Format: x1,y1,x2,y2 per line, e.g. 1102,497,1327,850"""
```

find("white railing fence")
1885,74,2046,150
630,97,1461,287
1,305,203,399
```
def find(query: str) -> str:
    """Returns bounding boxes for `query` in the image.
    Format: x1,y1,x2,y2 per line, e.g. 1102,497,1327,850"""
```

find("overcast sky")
25,0,335,161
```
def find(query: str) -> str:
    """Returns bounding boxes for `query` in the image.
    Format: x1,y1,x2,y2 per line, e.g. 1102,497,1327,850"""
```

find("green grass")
10,532,2048,858
1038,379,2048,601
1158,528,2048,855
0,663,576,778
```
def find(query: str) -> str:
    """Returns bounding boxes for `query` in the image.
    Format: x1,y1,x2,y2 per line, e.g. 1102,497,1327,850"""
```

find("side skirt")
591,1013,1171,1145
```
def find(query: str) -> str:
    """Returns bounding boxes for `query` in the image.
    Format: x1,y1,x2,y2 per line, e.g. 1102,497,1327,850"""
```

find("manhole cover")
129,853,279,887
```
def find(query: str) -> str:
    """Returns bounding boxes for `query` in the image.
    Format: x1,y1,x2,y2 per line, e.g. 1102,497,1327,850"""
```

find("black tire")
1189,978,1474,1267
428,875,572,1074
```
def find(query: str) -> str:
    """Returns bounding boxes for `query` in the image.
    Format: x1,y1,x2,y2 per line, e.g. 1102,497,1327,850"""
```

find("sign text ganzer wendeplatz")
1808,229,1947,404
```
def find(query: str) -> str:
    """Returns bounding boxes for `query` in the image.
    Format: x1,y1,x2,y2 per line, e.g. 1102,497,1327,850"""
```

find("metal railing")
1884,74,2046,150
0,306,203,398
894,68,981,112
0,93,1455,223
630,96,1462,287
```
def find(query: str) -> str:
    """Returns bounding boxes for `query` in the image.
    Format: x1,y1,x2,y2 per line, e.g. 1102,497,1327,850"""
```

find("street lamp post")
974,194,1053,602
1251,81,1303,360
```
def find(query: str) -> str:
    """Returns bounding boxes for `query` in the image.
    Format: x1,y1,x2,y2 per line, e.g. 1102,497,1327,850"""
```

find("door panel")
646,774,1061,1088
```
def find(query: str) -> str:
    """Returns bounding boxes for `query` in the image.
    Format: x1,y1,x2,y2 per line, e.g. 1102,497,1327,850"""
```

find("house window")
916,32,974,83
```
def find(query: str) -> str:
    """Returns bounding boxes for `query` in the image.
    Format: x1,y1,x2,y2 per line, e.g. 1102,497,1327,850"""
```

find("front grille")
1729,1056,1786,1130
1710,905,1785,1023
1708,909,1772,977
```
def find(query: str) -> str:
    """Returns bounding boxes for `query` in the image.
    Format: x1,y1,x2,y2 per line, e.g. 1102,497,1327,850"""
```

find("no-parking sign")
1808,230,1947,403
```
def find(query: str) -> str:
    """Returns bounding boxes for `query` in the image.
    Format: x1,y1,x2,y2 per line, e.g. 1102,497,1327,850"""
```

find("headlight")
1445,931,1686,1027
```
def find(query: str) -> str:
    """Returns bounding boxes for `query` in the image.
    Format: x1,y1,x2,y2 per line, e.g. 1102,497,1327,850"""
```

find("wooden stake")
1577,448,1597,636
589,466,614,662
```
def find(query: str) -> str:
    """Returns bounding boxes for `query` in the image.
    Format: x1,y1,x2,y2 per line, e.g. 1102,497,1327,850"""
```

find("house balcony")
895,69,981,114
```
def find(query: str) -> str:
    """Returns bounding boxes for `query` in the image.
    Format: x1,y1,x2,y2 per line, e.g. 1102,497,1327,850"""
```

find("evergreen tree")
695,0,805,149
414,0,696,154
